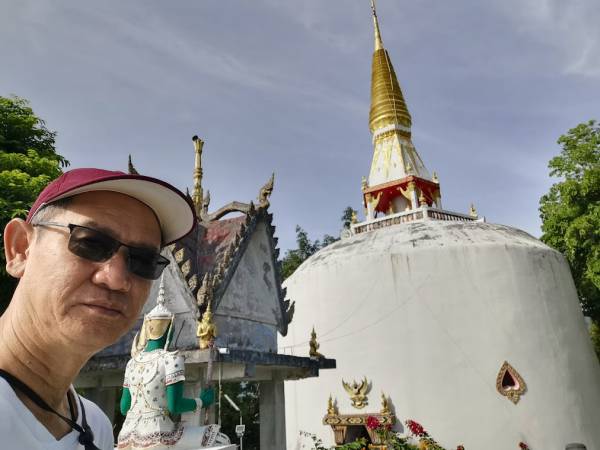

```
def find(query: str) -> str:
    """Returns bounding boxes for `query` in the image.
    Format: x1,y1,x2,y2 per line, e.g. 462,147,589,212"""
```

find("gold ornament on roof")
327,395,338,416
309,327,324,359
258,173,275,208
380,392,391,414
432,171,439,183
361,176,368,191
342,377,370,409
469,203,478,217
496,361,527,404
192,135,204,216
197,301,217,350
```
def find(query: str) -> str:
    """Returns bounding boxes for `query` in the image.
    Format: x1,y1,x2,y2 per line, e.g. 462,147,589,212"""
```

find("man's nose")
91,247,132,292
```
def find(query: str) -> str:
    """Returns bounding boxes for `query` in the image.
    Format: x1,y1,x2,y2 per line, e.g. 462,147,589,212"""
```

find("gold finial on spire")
370,0,383,51
192,135,204,216
368,1,412,134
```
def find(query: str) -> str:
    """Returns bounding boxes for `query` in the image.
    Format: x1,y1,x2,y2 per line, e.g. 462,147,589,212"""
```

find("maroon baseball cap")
27,168,196,245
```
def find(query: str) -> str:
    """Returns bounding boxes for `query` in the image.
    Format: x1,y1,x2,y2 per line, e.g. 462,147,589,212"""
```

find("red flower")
457,446,465,450
366,416,381,430
519,443,529,450
405,419,426,437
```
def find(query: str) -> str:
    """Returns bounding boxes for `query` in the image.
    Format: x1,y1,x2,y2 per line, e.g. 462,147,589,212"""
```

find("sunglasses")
33,222,169,280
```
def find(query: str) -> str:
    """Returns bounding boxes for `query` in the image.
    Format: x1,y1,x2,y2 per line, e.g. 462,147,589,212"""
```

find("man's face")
19,191,162,351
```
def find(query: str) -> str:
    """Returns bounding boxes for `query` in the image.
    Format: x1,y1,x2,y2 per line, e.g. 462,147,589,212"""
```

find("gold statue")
380,392,391,414
327,395,338,416
469,203,478,217
309,327,323,359
342,377,370,409
197,302,217,350
351,210,358,224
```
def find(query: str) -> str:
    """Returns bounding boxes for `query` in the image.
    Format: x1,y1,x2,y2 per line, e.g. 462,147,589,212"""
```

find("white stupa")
280,3,600,449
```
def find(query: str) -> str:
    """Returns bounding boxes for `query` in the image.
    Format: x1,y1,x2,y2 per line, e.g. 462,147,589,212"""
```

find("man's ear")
4,218,33,279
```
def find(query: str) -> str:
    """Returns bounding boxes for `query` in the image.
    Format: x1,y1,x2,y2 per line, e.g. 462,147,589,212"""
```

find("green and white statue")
117,278,229,450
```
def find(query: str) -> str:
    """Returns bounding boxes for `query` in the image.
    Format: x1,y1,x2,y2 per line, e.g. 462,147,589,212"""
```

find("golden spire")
368,1,412,134
370,0,383,51
192,135,204,216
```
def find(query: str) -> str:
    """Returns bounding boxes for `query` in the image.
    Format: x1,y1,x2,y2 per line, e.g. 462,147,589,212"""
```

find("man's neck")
0,301,92,411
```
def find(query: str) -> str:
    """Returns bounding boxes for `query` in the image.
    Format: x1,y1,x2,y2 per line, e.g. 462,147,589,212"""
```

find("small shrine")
324,379,395,449
77,137,335,450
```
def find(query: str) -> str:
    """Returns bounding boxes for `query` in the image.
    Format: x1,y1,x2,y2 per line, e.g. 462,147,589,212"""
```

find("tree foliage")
220,382,260,450
281,207,357,280
539,120,600,356
0,95,68,310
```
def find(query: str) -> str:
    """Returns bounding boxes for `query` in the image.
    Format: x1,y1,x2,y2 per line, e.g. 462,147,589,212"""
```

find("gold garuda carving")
342,377,370,409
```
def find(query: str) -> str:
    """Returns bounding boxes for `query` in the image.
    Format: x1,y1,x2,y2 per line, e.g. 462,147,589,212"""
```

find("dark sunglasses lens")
68,227,119,262
128,249,169,280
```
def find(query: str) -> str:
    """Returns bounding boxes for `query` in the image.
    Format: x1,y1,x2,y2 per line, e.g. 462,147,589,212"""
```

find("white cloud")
494,0,600,77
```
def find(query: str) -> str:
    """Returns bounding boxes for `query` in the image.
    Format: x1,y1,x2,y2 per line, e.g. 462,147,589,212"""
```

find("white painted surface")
281,221,600,450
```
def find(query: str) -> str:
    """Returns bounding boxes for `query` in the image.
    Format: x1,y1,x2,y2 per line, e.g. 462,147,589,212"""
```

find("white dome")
281,220,600,449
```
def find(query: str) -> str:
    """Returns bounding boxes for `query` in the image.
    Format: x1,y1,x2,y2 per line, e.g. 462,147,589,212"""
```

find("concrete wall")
281,221,600,450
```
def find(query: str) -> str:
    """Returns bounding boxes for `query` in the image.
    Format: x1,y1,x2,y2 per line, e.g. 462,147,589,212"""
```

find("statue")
118,279,229,450
309,326,323,359
197,302,217,350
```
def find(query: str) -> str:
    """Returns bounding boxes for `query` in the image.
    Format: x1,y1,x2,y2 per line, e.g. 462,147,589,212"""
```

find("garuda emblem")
342,377,370,409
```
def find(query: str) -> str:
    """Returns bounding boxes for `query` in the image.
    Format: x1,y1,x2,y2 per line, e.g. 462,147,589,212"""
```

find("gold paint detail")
309,326,324,359
327,395,338,416
174,248,185,264
192,135,204,216
351,210,358,224
496,361,527,404
197,300,217,350
380,392,391,415
342,377,370,409
181,259,191,277
368,37,412,133
187,274,198,291
469,203,478,217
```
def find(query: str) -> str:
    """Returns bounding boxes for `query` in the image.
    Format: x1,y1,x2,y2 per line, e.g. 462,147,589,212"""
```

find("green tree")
220,382,260,450
281,207,356,280
0,95,68,311
539,120,600,357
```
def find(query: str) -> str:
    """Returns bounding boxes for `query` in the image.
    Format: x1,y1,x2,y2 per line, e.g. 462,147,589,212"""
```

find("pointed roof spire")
371,0,384,51
368,2,412,134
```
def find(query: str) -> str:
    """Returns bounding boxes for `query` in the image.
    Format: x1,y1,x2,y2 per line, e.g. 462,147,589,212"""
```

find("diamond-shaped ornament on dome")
496,361,527,404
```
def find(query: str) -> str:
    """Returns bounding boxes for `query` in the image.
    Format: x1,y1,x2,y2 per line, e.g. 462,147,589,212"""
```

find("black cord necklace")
0,369,99,450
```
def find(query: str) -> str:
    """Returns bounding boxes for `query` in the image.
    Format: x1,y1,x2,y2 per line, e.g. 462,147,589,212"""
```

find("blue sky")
1,0,599,252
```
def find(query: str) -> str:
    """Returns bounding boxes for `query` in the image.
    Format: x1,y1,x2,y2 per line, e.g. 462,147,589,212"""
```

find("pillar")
259,379,286,450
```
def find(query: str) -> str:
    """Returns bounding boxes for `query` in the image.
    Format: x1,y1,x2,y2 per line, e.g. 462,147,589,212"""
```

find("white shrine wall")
281,221,600,450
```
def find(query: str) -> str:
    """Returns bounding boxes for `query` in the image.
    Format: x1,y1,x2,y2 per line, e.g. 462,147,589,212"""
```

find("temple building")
76,138,334,450
281,2,600,449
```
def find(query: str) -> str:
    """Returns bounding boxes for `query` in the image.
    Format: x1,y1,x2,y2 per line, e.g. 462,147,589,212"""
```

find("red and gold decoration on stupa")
363,0,441,220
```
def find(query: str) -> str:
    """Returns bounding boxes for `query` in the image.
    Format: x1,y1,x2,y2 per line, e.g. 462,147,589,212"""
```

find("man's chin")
63,308,132,350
